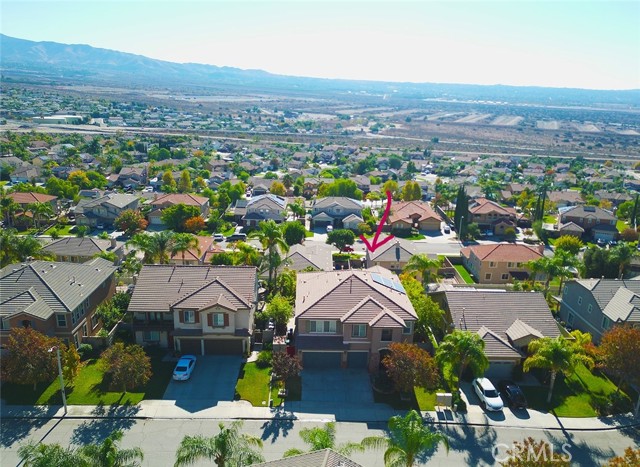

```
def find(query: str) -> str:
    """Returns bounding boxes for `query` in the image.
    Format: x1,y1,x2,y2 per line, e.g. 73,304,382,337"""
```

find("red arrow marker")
361,190,394,253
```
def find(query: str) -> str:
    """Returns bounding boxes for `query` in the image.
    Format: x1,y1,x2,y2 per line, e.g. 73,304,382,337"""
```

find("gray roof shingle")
250,448,362,467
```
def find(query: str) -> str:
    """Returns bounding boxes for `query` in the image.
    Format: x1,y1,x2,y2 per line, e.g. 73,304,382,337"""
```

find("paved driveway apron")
163,355,242,412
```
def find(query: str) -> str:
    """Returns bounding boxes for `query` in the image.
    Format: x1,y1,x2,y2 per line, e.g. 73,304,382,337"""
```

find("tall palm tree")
403,254,444,288
610,242,638,279
435,330,489,392
523,334,595,403
234,241,261,266
18,442,88,467
0,193,19,228
553,249,579,294
27,201,55,229
526,256,561,293
128,231,175,264
171,233,199,265
249,220,289,290
79,430,144,467
283,422,364,458
362,410,448,467
174,421,264,466
0,229,53,267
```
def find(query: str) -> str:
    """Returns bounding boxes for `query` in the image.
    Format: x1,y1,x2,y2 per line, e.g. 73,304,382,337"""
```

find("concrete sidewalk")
1,399,638,432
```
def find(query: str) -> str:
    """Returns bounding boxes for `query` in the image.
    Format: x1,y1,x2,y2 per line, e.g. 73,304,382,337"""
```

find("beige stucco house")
461,243,544,284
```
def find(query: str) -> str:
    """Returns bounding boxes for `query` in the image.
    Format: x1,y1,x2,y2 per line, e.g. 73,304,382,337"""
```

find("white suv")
472,377,504,411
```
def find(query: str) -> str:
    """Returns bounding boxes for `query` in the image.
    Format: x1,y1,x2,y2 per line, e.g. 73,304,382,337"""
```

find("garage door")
303,352,341,368
179,338,202,355
204,339,244,355
347,352,368,369
485,361,515,380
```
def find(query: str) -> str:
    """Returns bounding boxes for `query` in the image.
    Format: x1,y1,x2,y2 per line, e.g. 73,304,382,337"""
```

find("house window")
507,262,515,268
403,321,413,335
602,316,611,330
501,273,509,280
352,324,367,338
73,333,79,348
567,313,574,325
578,297,583,306
82,324,88,337
212,313,225,327
184,310,195,324
485,273,492,280
91,315,99,329
0,319,10,331
143,330,160,342
309,320,336,333
381,329,393,341
587,304,593,314
516,262,523,267
57,314,67,327
489,262,496,268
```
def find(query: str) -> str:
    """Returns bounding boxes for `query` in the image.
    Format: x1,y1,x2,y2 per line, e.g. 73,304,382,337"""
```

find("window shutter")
179,310,184,323
207,314,213,327
223,313,229,327
195,311,200,324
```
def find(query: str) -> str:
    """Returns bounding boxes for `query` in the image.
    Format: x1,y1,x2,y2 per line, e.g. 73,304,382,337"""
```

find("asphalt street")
1,417,637,466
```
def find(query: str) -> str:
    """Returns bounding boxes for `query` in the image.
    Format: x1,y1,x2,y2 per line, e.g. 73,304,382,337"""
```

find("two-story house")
387,201,442,232
146,193,210,226
461,243,544,284
75,193,140,228
468,198,517,235
557,205,618,241
8,191,59,215
294,266,417,371
311,197,363,229
431,290,562,379
365,237,418,273
558,278,640,343
0,258,117,347
116,166,148,188
242,194,287,227
128,265,258,355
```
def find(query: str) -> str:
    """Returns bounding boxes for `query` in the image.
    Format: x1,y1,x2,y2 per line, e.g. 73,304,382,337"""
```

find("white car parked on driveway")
472,377,504,411
172,355,197,381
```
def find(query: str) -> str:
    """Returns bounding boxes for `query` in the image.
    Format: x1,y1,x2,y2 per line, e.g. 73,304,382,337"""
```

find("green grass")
543,215,557,224
45,224,75,236
235,362,272,407
222,226,236,236
270,375,302,406
521,364,629,417
2,351,174,406
404,234,426,240
304,230,314,238
414,387,446,411
617,220,629,233
454,265,475,284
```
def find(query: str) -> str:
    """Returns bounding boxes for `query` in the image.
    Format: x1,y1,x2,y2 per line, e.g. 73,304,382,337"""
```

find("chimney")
110,238,117,249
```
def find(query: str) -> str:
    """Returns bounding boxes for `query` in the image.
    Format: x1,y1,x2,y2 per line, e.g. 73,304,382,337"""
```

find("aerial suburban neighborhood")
1,6,640,464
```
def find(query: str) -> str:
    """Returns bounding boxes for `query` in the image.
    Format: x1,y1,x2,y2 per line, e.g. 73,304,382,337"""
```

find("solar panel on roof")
382,277,394,288
371,272,406,294
371,273,383,285
392,281,406,293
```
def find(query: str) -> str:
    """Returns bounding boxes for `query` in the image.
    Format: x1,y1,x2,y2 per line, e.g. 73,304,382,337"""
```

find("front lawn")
454,265,475,284
543,215,557,224
1,351,174,405
616,220,629,232
521,364,630,417
235,362,271,406
45,224,75,236
304,230,314,238
271,376,302,406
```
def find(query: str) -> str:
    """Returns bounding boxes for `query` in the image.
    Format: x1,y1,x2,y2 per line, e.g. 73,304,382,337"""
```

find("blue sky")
2,1,639,90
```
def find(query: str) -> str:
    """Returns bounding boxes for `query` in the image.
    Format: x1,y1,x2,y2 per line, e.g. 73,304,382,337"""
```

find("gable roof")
571,278,640,313
296,267,416,321
388,201,440,224
441,290,561,356
42,237,123,257
149,193,208,207
477,326,523,359
283,243,334,272
9,192,57,204
561,205,616,221
0,259,116,321
128,265,257,313
469,198,516,216
246,194,287,209
250,448,362,467
76,193,138,210
313,197,363,210
367,237,418,262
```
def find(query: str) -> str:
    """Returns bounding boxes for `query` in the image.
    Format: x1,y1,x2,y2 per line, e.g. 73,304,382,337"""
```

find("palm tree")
610,242,638,279
174,421,264,466
249,220,289,290
128,231,175,264
0,193,19,228
403,254,444,289
553,249,579,294
234,241,261,266
0,229,53,267
526,256,561,293
283,422,364,458
362,410,448,467
171,233,199,265
523,334,595,403
79,430,144,467
435,330,489,392
27,201,55,229
18,442,88,467
288,200,306,219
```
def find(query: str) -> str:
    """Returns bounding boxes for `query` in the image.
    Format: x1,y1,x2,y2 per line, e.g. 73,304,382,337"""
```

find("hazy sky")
2,0,639,90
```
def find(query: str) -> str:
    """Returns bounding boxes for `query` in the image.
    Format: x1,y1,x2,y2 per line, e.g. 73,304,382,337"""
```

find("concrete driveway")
162,355,242,412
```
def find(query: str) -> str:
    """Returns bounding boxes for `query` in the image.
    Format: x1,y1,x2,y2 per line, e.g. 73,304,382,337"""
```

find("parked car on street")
226,233,247,242
172,355,197,381
212,233,224,242
497,380,528,409
326,225,333,233
443,226,451,234
472,377,504,411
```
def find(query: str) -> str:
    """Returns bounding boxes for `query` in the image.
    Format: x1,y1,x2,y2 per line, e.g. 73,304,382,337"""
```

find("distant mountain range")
2,34,639,107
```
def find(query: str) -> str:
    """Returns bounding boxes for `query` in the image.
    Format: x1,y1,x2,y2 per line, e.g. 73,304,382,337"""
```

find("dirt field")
454,113,493,123
573,123,601,132
536,120,560,130
490,115,524,126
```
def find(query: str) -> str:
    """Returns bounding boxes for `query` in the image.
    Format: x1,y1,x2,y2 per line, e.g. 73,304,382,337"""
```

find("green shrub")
256,350,273,369
78,343,93,359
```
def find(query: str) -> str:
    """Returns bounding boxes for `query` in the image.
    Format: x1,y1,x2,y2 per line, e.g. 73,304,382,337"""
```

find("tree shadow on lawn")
260,406,295,444
439,414,499,467
0,405,58,448
70,402,140,445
